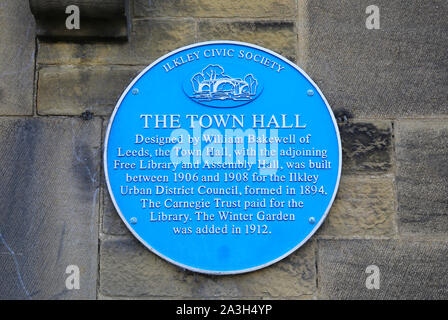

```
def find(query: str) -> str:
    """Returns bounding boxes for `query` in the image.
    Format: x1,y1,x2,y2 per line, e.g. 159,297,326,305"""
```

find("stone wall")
0,0,446,299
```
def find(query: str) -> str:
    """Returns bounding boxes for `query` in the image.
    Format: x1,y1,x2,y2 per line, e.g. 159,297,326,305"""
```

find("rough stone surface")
101,117,132,237
0,0,36,115
198,21,297,62
319,175,395,237
304,0,448,118
37,65,141,116
131,19,196,64
38,40,132,66
102,182,131,236
100,237,316,298
30,0,129,40
395,121,448,236
339,121,393,173
318,239,448,299
38,19,196,66
0,117,101,299
134,0,297,18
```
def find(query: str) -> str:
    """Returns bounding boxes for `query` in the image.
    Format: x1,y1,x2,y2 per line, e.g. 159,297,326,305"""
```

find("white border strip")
103,40,342,275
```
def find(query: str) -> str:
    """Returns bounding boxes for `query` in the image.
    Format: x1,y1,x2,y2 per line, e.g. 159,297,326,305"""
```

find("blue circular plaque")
105,41,341,274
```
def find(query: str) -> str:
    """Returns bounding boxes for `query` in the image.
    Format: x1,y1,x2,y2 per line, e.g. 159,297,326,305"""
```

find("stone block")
318,239,448,299
134,0,297,18
319,175,396,237
0,117,102,299
37,65,141,116
198,21,297,62
30,0,130,40
395,121,448,236
339,121,393,173
0,0,36,115
304,0,448,118
101,183,132,236
100,237,316,298
38,19,196,66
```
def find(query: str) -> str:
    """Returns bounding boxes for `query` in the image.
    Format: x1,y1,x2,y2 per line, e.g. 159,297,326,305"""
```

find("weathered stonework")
101,182,132,237
0,117,101,299
198,21,297,62
339,121,393,173
318,239,448,299
134,0,297,19
100,237,316,299
30,0,130,40
304,0,448,118
37,19,196,66
319,175,396,238
0,0,35,115
395,121,448,236
132,19,196,64
37,65,141,116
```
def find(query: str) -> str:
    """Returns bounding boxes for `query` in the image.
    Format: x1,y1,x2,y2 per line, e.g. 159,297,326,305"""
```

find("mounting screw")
130,217,138,224
307,89,314,96
132,88,139,95
309,217,316,224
